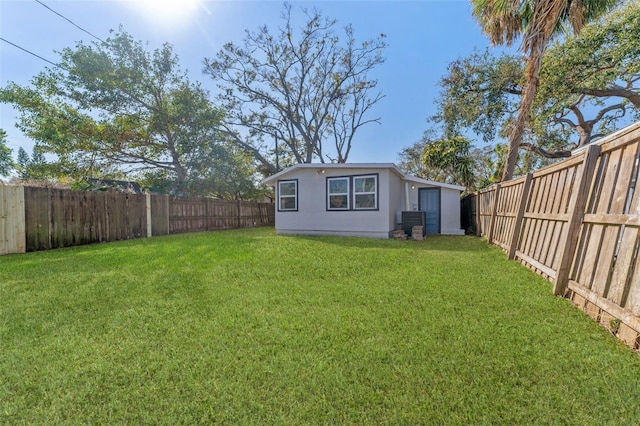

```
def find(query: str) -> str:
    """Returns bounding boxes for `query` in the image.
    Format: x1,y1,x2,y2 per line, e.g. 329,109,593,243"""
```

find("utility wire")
0,37,61,68
1,1,106,70
35,0,106,43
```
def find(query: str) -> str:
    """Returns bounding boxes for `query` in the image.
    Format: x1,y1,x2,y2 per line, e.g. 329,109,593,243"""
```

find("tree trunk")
502,45,545,181
502,0,569,181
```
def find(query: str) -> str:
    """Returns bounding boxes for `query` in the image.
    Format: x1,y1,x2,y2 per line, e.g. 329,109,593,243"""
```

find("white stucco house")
261,163,465,239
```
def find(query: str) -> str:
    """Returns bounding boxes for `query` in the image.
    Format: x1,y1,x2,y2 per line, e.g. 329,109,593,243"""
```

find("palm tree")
471,0,619,181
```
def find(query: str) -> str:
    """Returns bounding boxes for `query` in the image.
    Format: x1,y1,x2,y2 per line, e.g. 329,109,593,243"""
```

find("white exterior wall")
268,163,465,238
388,172,403,231
275,168,395,238
403,184,464,235
440,187,464,235
405,185,421,212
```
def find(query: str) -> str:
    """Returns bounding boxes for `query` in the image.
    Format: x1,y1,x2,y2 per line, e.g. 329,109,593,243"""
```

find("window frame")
326,173,379,212
327,176,350,211
353,174,378,211
277,179,298,212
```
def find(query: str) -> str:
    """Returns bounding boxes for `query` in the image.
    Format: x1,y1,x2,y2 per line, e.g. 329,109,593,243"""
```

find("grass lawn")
1,228,640,424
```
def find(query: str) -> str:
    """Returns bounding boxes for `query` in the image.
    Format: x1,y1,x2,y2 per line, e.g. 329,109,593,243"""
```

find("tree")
15,146,52,181
16,147,30,176
398,133,475,190
536,2,640,144
398,135,545,192
203,3,387,173
432,51,587,158
0,130,15,178
471,0,619,181
0,29,256,196
434,2,640,162
433,50,523,143
473,144,506,189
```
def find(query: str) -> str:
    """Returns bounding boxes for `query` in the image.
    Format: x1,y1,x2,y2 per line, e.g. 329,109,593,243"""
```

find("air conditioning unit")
401,211,426,236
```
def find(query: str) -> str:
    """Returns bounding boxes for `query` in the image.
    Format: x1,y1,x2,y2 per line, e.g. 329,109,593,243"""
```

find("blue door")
419,188,441,235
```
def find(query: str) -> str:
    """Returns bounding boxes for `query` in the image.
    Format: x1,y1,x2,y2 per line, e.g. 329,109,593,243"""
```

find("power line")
35,0,106,44
1,1,106,70
0,37,61,68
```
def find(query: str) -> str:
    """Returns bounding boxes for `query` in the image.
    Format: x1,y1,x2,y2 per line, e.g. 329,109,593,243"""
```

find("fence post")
206,198,210,231
0,183,7,255
487,184,501,244
258,202,264,225
236,199,241,228
474,193,481,236
508,173,533,260
166,195,171,235
0,184,26,255
553,144,601,296
146,193,152,237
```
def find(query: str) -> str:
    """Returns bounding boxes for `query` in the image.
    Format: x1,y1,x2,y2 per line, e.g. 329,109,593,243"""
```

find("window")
278,180,297,211
327,174,378,211
353,175,377,210
327,177,349,210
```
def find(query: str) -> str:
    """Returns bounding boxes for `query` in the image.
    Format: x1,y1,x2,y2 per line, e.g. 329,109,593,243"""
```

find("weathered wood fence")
0,183,26,255
0,184,274,254
463,121,640,349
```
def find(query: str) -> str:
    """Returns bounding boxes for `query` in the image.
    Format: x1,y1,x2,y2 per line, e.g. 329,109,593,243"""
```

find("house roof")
260,163,465,191
401,174,466,191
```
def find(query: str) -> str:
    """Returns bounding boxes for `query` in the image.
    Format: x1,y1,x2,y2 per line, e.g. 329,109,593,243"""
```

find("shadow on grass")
286,233,493,253
1,228,264,270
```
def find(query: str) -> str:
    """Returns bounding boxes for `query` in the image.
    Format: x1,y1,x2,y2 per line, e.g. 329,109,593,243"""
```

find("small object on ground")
411,226,424,241
392,229,407,240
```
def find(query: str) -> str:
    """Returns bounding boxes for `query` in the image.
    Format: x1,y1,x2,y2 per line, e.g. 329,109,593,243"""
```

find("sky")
0,0,507,165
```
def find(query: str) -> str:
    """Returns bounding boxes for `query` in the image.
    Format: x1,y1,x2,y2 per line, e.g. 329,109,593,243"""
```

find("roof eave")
260,162,403,186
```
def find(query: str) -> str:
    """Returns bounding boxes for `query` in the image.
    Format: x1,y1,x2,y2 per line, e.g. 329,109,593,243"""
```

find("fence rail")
464,121,640,349
0,184,274,254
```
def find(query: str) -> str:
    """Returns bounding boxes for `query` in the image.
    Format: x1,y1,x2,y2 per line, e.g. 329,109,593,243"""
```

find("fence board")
129,194,147,239
24,187,48,251
591,149,625,297
535,175,556,265
491,179,524,251
545,221,562,270
609,226,638,306
627,248,640,316
0,184,26,254
0,184,5,254
554,145,601,294
49,189,64,248
610,164,640,308
150,194,170,235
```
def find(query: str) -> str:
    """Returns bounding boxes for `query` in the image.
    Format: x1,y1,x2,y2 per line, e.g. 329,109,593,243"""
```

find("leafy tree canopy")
0,129,15,178
431,2,640,166
536,1,640,140
398,134,476,191
433,50,522,144
15,146,53,181
0,29,260,198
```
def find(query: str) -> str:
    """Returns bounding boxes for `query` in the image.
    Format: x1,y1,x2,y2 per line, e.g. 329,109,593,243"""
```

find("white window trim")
327,176,350,210
353,174,378,210
278,180,298,211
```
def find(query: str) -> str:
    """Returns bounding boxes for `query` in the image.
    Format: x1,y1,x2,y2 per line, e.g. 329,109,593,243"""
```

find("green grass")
2,228,639,424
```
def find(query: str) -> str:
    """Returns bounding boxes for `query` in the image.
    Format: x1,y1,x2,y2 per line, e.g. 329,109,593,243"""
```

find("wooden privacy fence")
0,185,274,254
0,183,26,255
464,121,640,348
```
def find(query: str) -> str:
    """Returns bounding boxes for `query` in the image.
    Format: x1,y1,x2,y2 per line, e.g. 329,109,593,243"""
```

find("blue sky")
0,0,507,164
